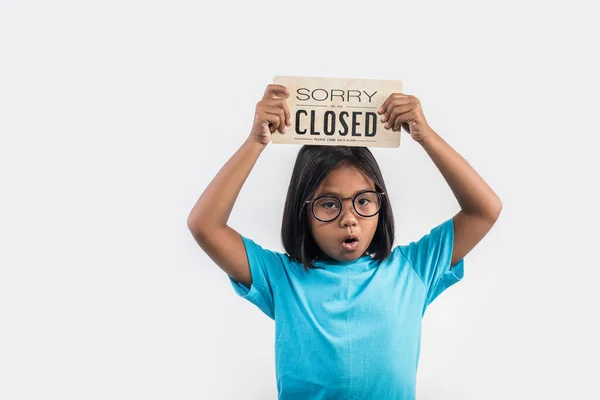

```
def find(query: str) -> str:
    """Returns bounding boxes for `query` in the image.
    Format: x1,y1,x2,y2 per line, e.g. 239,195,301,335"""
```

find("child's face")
308,164,379,262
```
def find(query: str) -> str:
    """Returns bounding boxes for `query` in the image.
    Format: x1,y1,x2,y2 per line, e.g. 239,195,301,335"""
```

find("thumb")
401,121,416,134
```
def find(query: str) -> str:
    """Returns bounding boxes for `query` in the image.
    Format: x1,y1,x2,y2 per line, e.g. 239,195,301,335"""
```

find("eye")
321,201,338,210
357,198,371,206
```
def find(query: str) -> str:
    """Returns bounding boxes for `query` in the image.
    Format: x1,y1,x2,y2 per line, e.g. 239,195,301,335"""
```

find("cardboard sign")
271,76,403,148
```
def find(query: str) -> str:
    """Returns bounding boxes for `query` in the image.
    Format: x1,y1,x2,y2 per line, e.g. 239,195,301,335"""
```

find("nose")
338,199,358,228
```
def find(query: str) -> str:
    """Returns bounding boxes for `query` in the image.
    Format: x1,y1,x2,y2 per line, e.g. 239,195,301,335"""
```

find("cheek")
308,218,321,240
310,223,326,241
309,222,334,247
367,217,380,235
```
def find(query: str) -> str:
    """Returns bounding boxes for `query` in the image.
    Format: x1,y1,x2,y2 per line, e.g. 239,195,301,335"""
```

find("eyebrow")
316,188,374,197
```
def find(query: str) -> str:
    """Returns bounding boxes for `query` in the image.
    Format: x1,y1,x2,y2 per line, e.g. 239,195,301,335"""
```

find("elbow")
187,214,206,236
468,199,502,222
187,215,224,239
186,213,195,230
187,220,211,245
495,197,503,216
488,200,503,221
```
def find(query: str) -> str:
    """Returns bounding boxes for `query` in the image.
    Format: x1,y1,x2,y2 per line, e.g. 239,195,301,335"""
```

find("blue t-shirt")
228,217,465,400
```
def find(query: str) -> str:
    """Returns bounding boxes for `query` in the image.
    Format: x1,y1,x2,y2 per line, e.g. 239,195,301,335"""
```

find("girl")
187,84,502,399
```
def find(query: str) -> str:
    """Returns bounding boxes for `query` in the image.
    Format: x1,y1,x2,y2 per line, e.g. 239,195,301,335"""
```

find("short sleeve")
228,235,284,320
398,217,465,311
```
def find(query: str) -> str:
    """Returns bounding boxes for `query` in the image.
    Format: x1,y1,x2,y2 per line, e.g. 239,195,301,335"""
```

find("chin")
338,249,364,260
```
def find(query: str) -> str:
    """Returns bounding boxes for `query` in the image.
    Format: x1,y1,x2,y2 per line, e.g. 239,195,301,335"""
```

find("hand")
377,93,435,143
248,84,292,147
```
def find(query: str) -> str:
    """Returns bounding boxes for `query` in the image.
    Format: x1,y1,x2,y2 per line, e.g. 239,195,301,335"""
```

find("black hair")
281,145,395,272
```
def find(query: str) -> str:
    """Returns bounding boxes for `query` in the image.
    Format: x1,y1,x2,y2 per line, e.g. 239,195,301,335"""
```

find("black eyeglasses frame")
305,190,386,222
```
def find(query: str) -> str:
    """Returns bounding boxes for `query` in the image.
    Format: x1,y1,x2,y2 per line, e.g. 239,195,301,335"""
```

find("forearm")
187,138,266,233
418,129,502,219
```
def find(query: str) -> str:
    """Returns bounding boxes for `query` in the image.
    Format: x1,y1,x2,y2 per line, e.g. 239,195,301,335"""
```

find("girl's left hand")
378,93,435,143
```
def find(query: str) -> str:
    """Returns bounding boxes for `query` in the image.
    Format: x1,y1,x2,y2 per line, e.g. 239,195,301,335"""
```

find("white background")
1,0,599,399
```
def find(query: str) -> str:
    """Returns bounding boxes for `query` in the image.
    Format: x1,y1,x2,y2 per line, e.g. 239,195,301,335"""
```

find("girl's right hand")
248,84,292,146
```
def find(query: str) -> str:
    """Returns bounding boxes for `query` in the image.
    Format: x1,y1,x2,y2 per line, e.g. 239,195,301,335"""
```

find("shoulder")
395,217,456,255
240,235,298,275
389,243,414,270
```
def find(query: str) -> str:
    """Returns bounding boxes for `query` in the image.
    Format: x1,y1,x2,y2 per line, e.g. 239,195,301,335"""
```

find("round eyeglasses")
306,190,385,222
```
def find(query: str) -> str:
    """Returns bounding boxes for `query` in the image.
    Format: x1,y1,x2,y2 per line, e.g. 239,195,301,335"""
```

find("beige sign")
271,76,403,148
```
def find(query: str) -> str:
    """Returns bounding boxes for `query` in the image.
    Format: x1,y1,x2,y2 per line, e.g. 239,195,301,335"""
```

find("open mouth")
341,237,359,251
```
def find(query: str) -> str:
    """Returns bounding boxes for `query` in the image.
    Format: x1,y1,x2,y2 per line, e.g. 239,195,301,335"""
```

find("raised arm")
417,130,502,266
378,93,503,267
187,84,291,287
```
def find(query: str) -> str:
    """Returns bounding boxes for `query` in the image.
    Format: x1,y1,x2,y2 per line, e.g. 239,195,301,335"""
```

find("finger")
393,114,409,131
266,99,291,126
264,106,286,133
386,104,412,130
393,111,416,131
284,101,292,126
378,93,408,115
263,84,290,100
378,95,392,115
263,112,281,134
381,98,410,126
381,96,410,124
275,109,287,133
